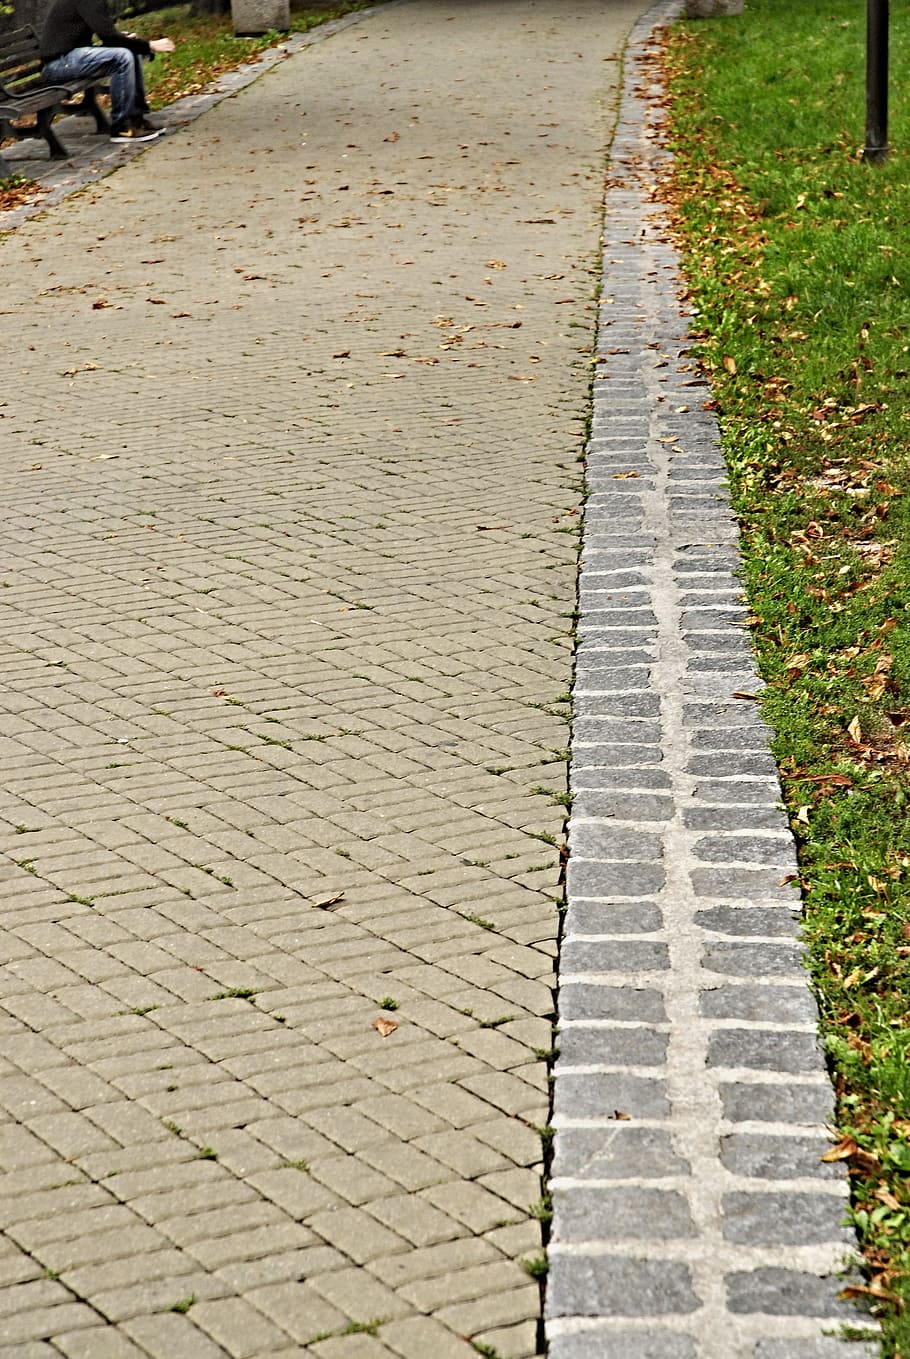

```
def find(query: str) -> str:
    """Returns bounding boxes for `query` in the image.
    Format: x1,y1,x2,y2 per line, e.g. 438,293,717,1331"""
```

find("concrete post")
684,0,744,15
231,0,289,36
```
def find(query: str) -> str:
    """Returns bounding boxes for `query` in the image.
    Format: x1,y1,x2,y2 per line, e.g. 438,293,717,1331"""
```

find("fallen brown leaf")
311,891,345,911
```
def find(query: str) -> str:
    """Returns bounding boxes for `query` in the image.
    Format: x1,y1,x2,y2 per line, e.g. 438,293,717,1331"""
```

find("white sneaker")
110,126,164,144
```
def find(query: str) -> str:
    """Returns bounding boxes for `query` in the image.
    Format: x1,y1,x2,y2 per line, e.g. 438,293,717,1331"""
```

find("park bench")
0,24,109,171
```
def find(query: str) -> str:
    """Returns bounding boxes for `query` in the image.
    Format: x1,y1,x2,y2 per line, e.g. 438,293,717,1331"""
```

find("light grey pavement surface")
0,1,877,1357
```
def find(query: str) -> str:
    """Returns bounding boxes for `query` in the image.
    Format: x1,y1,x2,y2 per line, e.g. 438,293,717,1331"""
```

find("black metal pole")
864,0,889,162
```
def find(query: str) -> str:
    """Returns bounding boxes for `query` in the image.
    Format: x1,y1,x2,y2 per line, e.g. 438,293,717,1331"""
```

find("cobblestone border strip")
545,4,880,1357
0,0,400,230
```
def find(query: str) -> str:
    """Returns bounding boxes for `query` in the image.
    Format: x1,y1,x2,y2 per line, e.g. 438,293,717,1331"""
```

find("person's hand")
150,37,175,53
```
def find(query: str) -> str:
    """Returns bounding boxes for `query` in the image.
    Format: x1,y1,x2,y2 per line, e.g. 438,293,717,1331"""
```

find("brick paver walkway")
1,3,882,1357
0,2,648,1355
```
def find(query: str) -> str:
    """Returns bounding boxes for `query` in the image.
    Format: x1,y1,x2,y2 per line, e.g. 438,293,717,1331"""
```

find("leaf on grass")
722,354,737,374
372,1015,398,1037
847,716,863,745
785,652,811,678
820,1136,858,1162
840,1281,897,1303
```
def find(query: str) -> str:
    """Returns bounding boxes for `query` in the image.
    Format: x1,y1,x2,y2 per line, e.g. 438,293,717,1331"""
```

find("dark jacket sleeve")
77,0,153,56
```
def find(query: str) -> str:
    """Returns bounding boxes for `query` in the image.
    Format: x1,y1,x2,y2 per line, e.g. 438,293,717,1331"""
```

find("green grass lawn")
664,2,910,1350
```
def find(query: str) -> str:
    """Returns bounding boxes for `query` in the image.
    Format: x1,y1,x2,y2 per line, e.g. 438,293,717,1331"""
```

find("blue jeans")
42,46,147,132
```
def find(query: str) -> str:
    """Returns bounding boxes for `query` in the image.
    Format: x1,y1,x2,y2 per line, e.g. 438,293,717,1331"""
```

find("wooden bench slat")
0,24,110,158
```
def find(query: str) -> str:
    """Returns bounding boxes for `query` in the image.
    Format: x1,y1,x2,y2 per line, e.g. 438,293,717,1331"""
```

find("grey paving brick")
561,940,670,974
555,1187,694,1239
726,1268,860,1317
547,1253,699,1316
695,905,802,938
558,984,667,1023
557,1025,668,1067
549,1333,696,1359
723,1192,854,1245
700,984,818,1024
552,1126,690,1180
554,1073,670,1120
720,1134,842,1181
721,1080,836,1127
703,942,805,978
570,824,664,861
707,1029,822,1073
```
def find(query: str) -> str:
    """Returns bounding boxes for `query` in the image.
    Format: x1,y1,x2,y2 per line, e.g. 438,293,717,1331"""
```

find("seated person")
40,0,174,143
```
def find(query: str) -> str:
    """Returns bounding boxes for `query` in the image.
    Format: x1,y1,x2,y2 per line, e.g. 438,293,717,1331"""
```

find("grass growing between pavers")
662,0,910,1349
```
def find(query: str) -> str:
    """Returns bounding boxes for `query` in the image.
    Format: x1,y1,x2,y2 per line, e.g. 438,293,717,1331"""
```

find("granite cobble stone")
547,1254,699,1317
554,1073,670,1121
552,1126,690,1179
572,793,673,821
699,984,818,1024
702,943,804,977
720,1081,836,1127
570,824,664,862
723,1192,853,1246
707,1030,822,1074
558,984,667,1023
556,1187,695,1239
694,835,797,866
561,902,664,935
550,1334,696,1359
560,941,670,974
726,1268,860,1317
695,906,801,938
566,863,667,900
558,1025,668,1068
720,1134,840,1181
